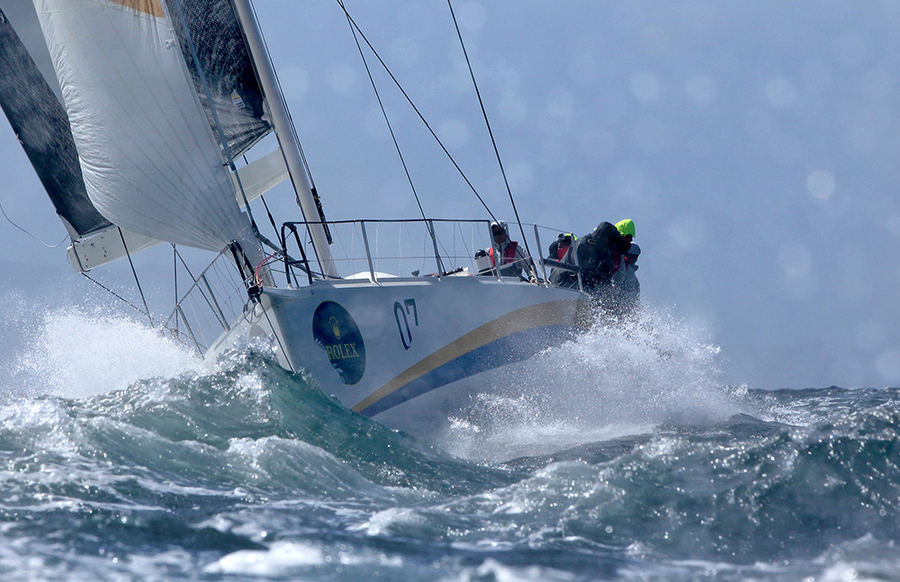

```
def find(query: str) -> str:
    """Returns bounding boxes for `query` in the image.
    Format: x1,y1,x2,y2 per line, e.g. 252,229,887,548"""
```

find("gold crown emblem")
330,316,341,340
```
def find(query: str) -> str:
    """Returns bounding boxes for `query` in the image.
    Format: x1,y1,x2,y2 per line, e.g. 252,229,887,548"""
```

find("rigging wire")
118,227,153,327
241,155,284,249
333,0,497,222
242,0,333,245
337,0,445,275
258,194,283,246
337,0,424,223
446,0,536,273
83,265,200,351
173,244,179,337
80,272,149,319
0,199,68,248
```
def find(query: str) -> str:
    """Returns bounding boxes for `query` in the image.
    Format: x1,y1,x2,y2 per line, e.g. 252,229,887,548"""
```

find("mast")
231,0,338,279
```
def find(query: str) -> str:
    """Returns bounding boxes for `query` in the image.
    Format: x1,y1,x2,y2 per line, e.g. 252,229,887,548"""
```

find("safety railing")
278,219,583,286
281,218,518,285
160,219,583,354
157,245,249,354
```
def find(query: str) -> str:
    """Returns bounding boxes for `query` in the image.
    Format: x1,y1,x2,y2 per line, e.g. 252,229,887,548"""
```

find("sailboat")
0,0,591,437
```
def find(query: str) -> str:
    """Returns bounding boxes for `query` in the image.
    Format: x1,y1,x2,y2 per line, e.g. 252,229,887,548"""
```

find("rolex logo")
313,301,366,385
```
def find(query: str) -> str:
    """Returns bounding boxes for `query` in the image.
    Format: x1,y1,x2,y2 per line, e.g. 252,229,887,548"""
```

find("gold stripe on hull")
351,299,590,412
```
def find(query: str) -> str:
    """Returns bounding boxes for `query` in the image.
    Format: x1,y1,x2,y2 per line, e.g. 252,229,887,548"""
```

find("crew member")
548,232,578,286
548,232,577,261
487,220,534,280
576,221,630,294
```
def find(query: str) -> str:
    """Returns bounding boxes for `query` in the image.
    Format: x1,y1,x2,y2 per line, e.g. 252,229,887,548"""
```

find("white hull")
211,276,591,436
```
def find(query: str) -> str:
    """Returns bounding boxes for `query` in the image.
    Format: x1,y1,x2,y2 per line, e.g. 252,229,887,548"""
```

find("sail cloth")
168,0,271,159
0,5,112,237
32,0,265,252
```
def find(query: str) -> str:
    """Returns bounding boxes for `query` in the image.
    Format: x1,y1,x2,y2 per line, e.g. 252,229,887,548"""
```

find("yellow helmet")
615,219,635,238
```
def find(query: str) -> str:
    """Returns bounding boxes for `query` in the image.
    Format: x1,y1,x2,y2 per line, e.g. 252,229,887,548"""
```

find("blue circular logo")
312,301,366,385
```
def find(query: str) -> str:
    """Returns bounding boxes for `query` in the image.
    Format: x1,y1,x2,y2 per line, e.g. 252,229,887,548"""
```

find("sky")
2,0,900,390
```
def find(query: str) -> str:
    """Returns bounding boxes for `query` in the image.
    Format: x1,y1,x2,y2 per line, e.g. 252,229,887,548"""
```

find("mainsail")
165,0,271,160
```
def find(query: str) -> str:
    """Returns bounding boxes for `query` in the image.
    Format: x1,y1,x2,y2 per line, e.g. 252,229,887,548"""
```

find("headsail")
2,0,332,275
33,0,257,252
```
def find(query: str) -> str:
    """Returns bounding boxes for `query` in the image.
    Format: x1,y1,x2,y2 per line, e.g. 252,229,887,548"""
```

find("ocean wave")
2,309,900,580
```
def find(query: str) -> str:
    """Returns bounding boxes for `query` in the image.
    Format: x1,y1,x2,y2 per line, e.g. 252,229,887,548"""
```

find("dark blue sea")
2,307,899,581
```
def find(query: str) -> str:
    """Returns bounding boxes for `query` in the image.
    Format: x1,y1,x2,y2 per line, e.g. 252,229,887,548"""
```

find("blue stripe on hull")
359,324,578,417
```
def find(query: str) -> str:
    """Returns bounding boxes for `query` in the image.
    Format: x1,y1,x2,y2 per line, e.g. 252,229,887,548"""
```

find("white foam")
203,541,325,575
203,540,406,576
349,507,424,536
441,558,577,582
10,307,202,399
440,305,741,461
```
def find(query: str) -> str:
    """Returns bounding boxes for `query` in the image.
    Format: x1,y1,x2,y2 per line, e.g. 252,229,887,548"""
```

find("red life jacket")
557,243,570,260
488,241,518,265
610,249,636,276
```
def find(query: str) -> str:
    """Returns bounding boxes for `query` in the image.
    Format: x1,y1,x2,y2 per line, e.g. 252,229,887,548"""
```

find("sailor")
548,232,578,287
611,219,641,316
487,220,535,280
548,232,577,261
575,221,630,295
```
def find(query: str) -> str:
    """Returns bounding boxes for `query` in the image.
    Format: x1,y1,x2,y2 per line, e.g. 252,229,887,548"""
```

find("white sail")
33,0,253,252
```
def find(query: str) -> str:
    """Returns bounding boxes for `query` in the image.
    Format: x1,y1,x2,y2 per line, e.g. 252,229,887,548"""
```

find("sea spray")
7,307,202,399
439,304,742,461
